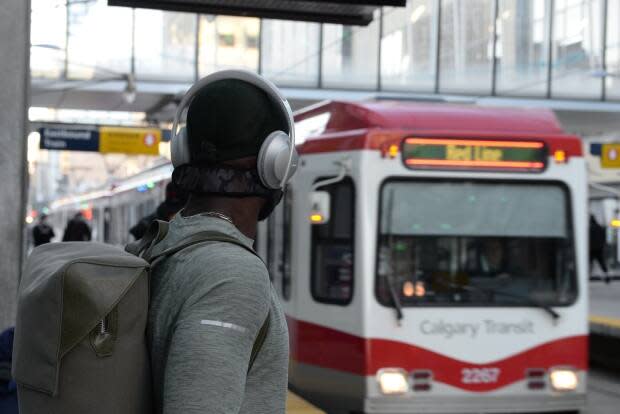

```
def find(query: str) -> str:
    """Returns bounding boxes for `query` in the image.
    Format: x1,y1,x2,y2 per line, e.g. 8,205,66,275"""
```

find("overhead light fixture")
123,73,137,104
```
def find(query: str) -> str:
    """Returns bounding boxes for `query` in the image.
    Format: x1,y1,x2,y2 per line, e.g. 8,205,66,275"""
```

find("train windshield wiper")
385,188,404,325
385,273,404,324
437,280,560,322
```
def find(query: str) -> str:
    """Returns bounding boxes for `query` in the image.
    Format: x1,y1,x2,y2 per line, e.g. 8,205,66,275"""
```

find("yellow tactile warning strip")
590,315,620,338
590,315,620,329
286,391,326,414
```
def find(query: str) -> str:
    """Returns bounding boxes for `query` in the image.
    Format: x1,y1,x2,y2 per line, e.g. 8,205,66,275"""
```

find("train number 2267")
461,367,501,384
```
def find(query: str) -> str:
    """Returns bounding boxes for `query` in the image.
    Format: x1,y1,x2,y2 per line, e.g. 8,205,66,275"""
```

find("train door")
289,169,363,411
267,186,293,299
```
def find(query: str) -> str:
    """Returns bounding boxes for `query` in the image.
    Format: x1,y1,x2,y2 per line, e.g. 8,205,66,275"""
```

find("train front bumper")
366,370,587,414
364,392,586,413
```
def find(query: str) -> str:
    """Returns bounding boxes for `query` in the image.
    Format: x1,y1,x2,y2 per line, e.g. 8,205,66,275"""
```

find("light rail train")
48,100,588,414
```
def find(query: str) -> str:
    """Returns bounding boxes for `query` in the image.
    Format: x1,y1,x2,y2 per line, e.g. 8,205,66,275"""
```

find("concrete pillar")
0,0,30,331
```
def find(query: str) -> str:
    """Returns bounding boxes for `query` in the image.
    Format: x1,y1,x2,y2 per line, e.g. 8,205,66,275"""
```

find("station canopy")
107,0,405,25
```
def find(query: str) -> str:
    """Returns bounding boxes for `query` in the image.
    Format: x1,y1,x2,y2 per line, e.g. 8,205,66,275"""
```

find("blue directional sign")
39,126,100,152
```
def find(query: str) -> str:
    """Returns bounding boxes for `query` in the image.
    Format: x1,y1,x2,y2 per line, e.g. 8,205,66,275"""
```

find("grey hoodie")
147,213,289,414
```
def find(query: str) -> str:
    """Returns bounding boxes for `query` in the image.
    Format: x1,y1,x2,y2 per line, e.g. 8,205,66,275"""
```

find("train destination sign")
402,138,546,171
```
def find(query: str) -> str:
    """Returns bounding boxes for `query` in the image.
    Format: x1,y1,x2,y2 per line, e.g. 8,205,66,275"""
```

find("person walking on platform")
147,70,297,414
32,213,55,246
590,215,610,282
62,211,92,242
129,182,188,240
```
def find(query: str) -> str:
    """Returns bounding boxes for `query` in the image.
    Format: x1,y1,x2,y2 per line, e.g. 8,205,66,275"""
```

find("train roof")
294,100,582,156
295,100,566,134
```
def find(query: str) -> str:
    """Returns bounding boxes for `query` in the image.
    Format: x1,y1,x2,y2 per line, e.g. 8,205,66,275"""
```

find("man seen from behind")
147,70,297,414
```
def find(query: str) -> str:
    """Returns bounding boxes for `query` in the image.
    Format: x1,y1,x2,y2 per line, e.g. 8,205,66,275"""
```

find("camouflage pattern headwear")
171,164,281,220
171,164,272,197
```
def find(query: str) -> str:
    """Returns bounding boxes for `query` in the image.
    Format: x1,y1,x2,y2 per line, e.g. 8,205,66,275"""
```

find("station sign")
39,125,165,155
402,137,546,172
39,126,99,152
601,143,620,168
99,127,161,155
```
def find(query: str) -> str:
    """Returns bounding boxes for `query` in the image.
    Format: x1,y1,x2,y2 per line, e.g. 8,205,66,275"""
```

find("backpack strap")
145,231,260,263
145,230,269,372
125,220,169,257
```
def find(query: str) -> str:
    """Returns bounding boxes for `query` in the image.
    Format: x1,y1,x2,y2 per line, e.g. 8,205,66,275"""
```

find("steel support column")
0,0,30,331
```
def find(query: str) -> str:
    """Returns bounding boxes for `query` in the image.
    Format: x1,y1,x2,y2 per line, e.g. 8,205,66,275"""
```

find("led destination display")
402,138,546,171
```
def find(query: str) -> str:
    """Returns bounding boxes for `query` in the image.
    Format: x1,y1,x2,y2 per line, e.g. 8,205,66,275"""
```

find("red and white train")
266,101,587,413
48,100,588,414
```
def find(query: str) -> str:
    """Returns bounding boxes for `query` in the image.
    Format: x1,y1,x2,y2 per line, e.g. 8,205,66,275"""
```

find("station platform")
287,391,325,414
590,282,620,337
589,281,620,368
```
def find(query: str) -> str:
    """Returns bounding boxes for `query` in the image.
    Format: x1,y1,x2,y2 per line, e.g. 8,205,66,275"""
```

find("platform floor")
287,391,325,413
590,281,620,337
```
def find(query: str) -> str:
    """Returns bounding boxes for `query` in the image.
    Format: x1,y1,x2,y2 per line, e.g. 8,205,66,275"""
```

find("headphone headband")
172,70,295,188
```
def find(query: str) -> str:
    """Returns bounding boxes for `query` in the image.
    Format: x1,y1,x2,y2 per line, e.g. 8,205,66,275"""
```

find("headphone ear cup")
257,131,298,189
171,127,191,167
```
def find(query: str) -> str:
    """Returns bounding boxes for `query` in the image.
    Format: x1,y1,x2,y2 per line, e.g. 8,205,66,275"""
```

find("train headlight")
550,369,578,391
377,368,409,395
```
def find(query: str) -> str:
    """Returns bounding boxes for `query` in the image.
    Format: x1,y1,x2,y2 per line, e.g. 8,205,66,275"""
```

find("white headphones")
171,69,298,190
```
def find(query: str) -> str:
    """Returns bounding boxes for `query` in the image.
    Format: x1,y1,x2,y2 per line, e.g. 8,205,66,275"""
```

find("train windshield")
376,180,577,307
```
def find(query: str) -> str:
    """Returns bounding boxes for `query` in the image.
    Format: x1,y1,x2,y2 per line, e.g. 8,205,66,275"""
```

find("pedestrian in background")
62,212,92,242
129,182,188,240
590,215,609,282
32,214,55,247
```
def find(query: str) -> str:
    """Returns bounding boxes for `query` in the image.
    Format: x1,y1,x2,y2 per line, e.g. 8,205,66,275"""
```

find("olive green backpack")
12,221,269,414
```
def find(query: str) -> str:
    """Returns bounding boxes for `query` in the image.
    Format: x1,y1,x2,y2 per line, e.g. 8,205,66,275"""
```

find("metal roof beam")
108,0,405,25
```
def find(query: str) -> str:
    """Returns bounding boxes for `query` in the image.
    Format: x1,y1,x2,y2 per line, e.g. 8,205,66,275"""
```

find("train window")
376,180,577,308
311,177,355,305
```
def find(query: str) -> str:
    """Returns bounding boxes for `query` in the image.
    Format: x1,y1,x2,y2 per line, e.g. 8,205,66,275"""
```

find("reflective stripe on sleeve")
200,319,247,333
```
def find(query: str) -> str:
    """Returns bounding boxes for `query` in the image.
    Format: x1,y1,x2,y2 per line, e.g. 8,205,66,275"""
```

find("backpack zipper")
97,316,108,335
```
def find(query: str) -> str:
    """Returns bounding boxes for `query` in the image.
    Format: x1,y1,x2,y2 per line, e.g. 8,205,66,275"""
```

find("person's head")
39,214,48,223
170,70,298,222
482,238,504,269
